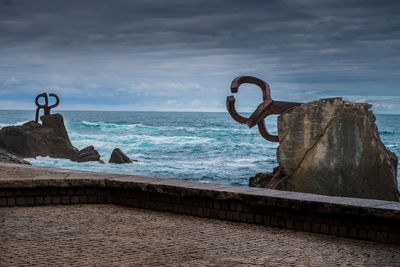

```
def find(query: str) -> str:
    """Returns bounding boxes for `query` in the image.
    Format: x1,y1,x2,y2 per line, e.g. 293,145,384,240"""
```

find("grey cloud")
1,0,398,49
0,0,399,111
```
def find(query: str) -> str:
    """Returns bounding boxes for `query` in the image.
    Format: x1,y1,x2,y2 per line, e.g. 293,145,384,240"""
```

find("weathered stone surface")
71,145,101,162
249,166,283,188
275,97,399,201
0,148,31,165
249,172,273,188
0,114,78,159
109,148,136,164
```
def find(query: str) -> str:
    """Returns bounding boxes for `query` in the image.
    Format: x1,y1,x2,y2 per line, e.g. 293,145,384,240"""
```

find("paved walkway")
1,204,400,266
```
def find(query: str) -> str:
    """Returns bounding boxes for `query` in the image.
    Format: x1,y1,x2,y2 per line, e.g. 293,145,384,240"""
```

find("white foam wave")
69,131,214,146
0,121,28,128
69,120,257,135
81,121,136,129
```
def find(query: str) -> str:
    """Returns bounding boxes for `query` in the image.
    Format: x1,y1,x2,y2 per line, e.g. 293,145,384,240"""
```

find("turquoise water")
0,110,399,187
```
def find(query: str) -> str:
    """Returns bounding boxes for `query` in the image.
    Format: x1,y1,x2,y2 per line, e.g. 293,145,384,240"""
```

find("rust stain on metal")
35,93,60,123
226,76,302,142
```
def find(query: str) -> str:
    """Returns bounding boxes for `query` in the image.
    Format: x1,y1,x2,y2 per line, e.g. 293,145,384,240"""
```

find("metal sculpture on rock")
35,93,59,123
226,76,302,142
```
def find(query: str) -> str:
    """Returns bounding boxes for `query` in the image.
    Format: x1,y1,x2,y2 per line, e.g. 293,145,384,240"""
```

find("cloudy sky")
1,0,399,113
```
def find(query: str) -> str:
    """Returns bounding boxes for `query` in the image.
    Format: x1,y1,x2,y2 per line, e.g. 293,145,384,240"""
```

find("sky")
0,0,399,113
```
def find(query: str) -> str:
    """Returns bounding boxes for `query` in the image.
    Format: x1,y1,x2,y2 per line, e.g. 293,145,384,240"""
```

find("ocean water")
0,110,399,187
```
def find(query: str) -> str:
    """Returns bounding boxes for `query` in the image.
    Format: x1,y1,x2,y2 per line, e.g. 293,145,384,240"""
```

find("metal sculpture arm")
226,76,302,142
35,93,60,123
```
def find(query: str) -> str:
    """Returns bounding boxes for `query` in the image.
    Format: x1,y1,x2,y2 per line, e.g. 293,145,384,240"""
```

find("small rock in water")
109,148,136,164
0,148,31,165
71,146,101,163
272,97,399,201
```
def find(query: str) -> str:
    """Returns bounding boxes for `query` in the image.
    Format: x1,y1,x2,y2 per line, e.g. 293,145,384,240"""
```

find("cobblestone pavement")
1,205,400,266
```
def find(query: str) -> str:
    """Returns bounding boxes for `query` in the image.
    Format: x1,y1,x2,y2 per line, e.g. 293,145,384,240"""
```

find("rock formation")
109,148,136,164
0,114,78,159
71,146,101,163
251,98,399,202
0,148,31,165
0,114,102,163
249,166,280,188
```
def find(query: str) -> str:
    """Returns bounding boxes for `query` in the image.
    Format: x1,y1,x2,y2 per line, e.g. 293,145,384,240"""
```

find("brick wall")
0,163,399,244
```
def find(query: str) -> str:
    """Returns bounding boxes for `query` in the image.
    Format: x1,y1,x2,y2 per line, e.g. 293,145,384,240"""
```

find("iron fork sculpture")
226,76,302,142
35,93,60,123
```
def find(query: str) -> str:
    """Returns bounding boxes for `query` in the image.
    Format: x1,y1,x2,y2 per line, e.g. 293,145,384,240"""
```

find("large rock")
274,97,399,201
71,146,101,163
0,114,78,159
0,148,31,165
109,148,136,164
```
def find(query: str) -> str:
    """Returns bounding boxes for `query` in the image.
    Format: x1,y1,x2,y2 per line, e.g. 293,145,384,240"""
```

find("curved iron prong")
257,119,279,142
34,92,60,123
248,100,302,128
35,93,48,108
226,95,248,124
227,75,303,143
48,93,59,109
35,93,48,123
231,76,272,102
255,101,302,142
227,76,273,125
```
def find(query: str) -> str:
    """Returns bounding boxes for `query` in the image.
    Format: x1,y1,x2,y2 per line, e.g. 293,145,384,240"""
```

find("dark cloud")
0,0,399,111
1,0,13,6
1,0,399,50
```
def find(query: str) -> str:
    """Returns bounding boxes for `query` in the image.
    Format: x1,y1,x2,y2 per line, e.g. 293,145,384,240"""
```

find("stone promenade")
1,204,400,266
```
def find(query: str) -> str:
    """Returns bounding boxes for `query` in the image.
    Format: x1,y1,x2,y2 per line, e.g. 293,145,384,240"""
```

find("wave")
68,132,215,147
80,121,144,129
0,121,29,128
70,121,187,132
379,131,396,136
67,121,273,136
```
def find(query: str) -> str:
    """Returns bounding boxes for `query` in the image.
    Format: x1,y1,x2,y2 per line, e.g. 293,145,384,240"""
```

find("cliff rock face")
275,97,399,201
0,114,78,159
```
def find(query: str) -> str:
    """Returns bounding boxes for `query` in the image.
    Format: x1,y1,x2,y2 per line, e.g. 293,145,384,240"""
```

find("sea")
0,110,399,187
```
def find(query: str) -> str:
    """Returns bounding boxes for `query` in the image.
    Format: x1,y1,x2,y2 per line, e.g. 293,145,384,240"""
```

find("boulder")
0,114,78,159
270,97,399,201
109,148,136,164
0,148,31,165
71,146,101,163
249,166,280,188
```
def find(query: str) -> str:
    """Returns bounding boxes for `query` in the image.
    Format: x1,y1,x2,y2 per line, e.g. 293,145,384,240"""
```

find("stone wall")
1,163,400,244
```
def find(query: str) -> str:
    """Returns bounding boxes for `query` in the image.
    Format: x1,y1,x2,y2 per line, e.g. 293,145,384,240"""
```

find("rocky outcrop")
71,146,101,163
249,166,282,188
109,148,136,164
0,114,103,163
0,114,78,159
251,98,399,202
0,148,31,165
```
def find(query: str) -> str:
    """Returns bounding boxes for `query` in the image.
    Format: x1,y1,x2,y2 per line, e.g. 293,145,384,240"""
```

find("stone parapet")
1,163,400,244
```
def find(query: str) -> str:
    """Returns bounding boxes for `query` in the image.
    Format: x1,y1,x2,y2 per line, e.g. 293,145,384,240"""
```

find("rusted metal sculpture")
35,93,60,123
226,76,302,142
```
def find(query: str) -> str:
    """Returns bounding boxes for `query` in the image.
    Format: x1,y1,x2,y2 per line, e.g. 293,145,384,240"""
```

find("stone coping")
1,162,399,220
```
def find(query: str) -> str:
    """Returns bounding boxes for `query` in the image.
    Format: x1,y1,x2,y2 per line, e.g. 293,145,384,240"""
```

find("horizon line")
0,109,398,115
